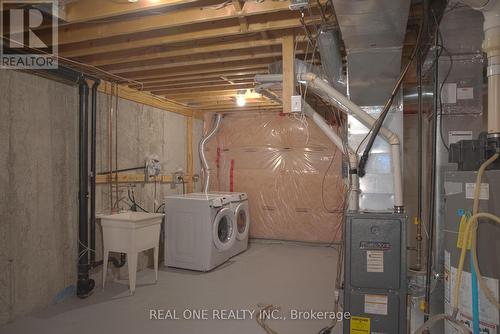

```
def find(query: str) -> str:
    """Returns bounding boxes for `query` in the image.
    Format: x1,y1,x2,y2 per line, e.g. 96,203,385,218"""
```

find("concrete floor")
0,242,343,334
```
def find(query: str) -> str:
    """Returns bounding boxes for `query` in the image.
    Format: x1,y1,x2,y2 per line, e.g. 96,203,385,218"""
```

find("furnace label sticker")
457,87,474,100
364,294,388,316
448,131,472,145
350,316,370,334
366,250,384,273
449,266,499,325
465,183,489,200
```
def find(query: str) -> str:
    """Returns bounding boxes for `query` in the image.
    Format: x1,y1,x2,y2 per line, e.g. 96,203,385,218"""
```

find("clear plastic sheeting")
203,112,346,243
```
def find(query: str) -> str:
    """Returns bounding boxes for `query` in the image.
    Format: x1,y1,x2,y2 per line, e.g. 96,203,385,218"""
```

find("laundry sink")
98,211,164,294
98,211,164,229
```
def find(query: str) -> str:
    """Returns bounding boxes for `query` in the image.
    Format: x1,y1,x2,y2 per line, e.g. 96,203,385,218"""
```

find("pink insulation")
203,111,346,243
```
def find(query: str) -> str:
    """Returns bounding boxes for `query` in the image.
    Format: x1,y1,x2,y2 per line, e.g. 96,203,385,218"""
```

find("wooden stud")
232,0,249,32
282,34,296,114
186,116,194,193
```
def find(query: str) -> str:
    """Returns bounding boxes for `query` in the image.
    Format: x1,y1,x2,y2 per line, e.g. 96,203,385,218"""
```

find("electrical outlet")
291,95,302,113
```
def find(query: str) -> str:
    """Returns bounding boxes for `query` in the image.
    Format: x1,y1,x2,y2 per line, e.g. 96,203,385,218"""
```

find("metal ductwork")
332,0,411,211
317,27,346,93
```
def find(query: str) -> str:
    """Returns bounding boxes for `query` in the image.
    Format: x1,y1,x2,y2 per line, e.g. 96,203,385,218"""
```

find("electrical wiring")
127,187,149,213
1,37,143,87
454,153,500,313
417,154,500,332
316,106,349,333
432,9,454,152
155,203,166,213
413,313,470,333
460,212,500,308
256,304,280,334
78,239,96,260
438,45,453,152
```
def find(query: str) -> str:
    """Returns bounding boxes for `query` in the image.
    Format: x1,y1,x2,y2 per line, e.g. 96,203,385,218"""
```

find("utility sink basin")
98,211,164,228
99,211,164,294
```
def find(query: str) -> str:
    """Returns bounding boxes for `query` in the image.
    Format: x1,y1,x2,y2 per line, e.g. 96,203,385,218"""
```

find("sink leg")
128,252,138,295
102,249,109,289
154,246,159,282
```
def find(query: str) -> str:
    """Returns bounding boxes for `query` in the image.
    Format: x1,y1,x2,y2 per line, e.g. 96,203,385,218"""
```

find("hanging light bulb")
236,90,246,107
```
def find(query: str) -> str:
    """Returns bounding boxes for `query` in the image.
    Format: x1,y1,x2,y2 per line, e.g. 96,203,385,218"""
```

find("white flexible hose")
413,313,470,334
415,153,500,333
454,153,500,313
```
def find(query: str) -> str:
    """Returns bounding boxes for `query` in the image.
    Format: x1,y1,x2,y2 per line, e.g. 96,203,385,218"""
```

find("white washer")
164,193,236,271
210,192,250,257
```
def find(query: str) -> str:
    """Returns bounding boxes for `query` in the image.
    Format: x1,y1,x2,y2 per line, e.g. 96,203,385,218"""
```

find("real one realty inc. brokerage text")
149,309,351,321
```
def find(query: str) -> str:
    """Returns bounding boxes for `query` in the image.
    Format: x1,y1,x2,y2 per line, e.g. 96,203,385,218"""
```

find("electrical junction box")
343,213,407,334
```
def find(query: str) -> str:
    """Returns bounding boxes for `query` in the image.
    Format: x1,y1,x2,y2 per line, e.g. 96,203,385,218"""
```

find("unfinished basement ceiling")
25,0,422,113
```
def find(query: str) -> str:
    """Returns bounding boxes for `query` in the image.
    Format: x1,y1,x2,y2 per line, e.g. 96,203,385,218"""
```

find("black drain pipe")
88,80,126,270
90,80,99,266
77,76,95,298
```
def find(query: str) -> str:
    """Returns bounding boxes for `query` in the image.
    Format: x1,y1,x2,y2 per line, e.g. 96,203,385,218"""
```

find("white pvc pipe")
303,102,360,211
254,74,283,83
462,0,500,135
299,72,404,210
199,113,222,193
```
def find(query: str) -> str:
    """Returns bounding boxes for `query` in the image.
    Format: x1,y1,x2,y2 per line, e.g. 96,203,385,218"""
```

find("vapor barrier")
203,111,346,243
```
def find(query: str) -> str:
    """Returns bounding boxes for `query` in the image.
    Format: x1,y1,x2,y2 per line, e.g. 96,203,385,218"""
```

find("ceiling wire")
1,36,143,87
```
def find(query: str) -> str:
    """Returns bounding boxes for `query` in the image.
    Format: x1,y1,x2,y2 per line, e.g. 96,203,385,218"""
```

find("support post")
186,116,194,193
282,34,295,114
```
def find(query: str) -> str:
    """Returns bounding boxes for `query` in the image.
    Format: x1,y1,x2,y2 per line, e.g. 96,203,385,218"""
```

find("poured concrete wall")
0,70,79,325
0,70,203,325
92,93,203,285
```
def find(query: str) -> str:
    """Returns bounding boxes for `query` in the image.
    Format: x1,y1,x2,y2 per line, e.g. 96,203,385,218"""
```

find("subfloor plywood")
0,242,343,334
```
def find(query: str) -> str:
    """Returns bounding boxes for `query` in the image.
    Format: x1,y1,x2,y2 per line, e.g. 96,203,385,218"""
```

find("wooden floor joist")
98,82,202,119
1,0,422,115
60,15,321,58
56,1,292,45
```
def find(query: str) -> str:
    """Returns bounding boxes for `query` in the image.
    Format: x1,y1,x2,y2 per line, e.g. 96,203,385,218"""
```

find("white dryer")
210,192,250,257
164,193,236,271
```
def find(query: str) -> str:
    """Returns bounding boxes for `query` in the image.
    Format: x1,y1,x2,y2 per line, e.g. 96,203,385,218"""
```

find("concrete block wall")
0,70,203,325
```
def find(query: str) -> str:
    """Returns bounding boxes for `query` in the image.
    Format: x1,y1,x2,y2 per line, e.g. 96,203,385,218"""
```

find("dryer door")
235,201,250,241
212,207,236,251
